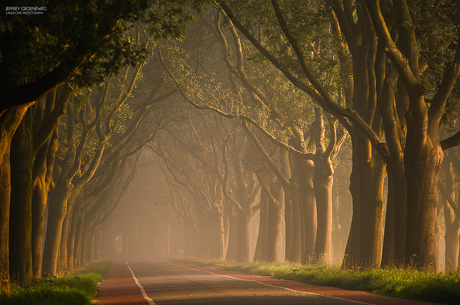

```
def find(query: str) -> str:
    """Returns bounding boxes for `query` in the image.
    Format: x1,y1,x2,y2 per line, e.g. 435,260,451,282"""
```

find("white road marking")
166,261,370,305
126,260,156,305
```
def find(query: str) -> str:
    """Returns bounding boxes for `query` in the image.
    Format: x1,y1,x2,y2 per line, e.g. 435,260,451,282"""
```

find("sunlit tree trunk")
66,206,80,271
31,85,71,277
313,156,333,263
9,108,34,283
226,209,241,260
266,180,282,262
344,134,385,269
254,188,269,261
217,207,226,260
294,157,316,263
226,130,259,262
343,136,362,269
236,211,251,262
380,65,408,268
313,109,336,263
404,108,443,270
73,214,83,269
442,154,460,270
331,163,351,261
281,149,294,261
58,193,79,272
360,150,386,269
81,221,92,266
31,129,59,277
0,105,31,288
42,181,72,275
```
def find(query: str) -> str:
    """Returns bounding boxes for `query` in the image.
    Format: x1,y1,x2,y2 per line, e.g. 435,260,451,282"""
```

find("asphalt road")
95,258,440,305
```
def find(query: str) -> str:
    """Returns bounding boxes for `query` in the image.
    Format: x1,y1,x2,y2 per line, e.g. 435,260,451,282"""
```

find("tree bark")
0,104,31,288
254,188,269,261
439,153,460,270
294,157,316,263
266,180,282,262
404,129,442,270
236,211,250,262
58,193,79,273
312,109,335,263
42,180,72,276
313,156,333,263
9,107,34,283
31,129,59,278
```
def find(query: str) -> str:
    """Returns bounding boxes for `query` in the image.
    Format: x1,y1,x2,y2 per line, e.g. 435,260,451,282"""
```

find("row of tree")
1,0,460,291
0,0,203,287
133,0,460,271
104,0,460,273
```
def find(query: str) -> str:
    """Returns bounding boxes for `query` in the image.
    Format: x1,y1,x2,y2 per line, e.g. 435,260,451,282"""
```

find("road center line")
126,260,156,305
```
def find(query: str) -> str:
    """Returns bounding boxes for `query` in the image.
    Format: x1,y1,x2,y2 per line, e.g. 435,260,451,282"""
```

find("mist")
2,1,460,291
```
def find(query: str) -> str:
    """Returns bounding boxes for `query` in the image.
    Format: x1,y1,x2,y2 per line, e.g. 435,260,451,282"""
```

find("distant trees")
158,6,351,265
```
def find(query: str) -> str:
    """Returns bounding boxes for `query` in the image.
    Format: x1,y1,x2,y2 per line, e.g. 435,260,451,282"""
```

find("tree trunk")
218,208,226,260
225,207,239,261
9,108,34,283
359,151,386,269
380,75,408,268
42,181,72,276
58,193,79,272
66,206,80,271
73,214,84,269
343,133,385,269
31,129,58,278
405,127,442,270
440,154,459,270
236,211,250,262
294,157,316,263
254,188,269,261
284,190,294,261
289,181,302,262
279,147,296,262
266,180,282,262
313,155,333,263
444,206,460,270
0,105,30,288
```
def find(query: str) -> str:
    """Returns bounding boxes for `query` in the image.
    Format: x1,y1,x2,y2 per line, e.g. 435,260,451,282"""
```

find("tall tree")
366,0,460,270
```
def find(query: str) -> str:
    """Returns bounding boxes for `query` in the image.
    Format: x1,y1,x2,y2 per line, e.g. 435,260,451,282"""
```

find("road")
94,258,440,305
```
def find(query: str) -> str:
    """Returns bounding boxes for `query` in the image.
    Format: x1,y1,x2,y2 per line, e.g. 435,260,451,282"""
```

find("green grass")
0,262,111,305
176,258,460,305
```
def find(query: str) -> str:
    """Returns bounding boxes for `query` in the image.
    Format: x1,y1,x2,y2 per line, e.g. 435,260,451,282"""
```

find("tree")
159,8,351,264
151,112,230,259
366,0,460,270
9,85,72,283
1,0,204,283
0,0,203,111
220,0,460,270
439,148,460,270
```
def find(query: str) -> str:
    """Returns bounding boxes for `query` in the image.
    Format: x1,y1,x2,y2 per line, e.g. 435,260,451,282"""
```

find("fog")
100,125,354,265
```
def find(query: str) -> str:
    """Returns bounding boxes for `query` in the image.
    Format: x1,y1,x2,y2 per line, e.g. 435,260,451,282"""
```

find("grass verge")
175,258,460,305
0,262,111,305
